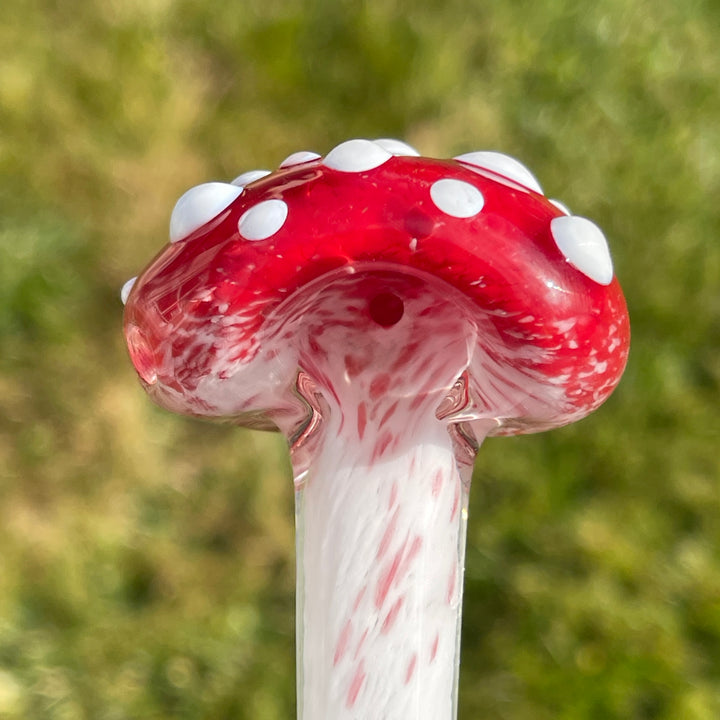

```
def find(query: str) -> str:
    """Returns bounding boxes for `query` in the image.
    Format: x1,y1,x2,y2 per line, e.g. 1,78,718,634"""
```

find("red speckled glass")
123,140,629,719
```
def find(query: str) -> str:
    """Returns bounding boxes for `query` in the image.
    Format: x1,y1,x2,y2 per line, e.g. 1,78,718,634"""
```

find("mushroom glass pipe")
122,139,629,719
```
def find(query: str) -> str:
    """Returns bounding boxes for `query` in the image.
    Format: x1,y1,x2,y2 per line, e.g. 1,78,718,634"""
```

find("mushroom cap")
123,139,629,436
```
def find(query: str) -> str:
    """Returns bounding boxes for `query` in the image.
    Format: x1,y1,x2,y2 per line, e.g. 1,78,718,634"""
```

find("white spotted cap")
323,139,392,172
551,215,614,285
238,199,289,241
169,182,243,243
455,151,543,194
231,169,272,188
120,276,137,305
280,151,321,168
430,178,485,218
373,138,421,157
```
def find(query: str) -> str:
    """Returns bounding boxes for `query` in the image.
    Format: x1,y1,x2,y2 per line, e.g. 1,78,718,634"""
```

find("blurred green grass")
1,0,719,717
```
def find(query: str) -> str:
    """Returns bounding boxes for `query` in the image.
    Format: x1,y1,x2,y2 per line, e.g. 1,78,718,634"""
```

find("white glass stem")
293,411,473,719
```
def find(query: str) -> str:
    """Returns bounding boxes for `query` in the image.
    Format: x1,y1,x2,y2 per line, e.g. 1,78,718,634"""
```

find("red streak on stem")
356,402,367,440
381,596,405,635
371,431,394,462
369,373,391,400
405,653,418,685
334,619,353,666
376,508,399,560
447,563,457,605
375,540,407,609
354,628,369,660
376,535,423,609
397,535,423,581
430,632,440,663
378,401,399,429
353,586,366,613
431,469,443,498
388,481,399,510
346,661,366,708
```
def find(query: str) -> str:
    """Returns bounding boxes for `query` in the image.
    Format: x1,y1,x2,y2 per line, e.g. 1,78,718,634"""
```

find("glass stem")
293,413,473,719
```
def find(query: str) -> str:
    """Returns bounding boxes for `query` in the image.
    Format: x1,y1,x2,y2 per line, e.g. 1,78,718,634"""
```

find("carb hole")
368,292,404,327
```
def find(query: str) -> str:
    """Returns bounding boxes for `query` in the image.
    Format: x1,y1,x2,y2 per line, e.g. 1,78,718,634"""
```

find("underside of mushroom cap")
123,140,629,436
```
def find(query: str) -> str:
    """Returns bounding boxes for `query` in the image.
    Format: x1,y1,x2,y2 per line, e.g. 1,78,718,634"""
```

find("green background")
2,0,719,717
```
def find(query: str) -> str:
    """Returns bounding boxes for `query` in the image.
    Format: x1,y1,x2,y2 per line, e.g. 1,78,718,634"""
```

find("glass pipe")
122,139,629,718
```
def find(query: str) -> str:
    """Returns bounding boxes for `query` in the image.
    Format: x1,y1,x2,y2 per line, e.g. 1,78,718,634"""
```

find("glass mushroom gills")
122,139,629,718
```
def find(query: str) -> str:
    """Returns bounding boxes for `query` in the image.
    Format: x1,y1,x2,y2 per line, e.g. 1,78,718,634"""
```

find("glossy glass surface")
123,141,630,718
124,151,629,434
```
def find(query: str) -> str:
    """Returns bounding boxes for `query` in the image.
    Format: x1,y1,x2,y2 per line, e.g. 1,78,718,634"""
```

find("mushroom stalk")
268,271,482,718
293,392,476,719
121,138,630,720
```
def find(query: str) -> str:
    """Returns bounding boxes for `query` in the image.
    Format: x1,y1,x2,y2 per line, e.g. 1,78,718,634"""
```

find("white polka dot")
550,216,614,285
323,139,392,172
230,169,272,187
373,138,421,156
238,199,288,241
454,152,543,194
169,182,243,243
430,178,485,218
280,151,321,168
120,276,137,305
550,199,571,215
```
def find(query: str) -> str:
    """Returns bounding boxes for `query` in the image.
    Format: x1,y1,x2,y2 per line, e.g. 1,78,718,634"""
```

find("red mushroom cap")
123,139,629,436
